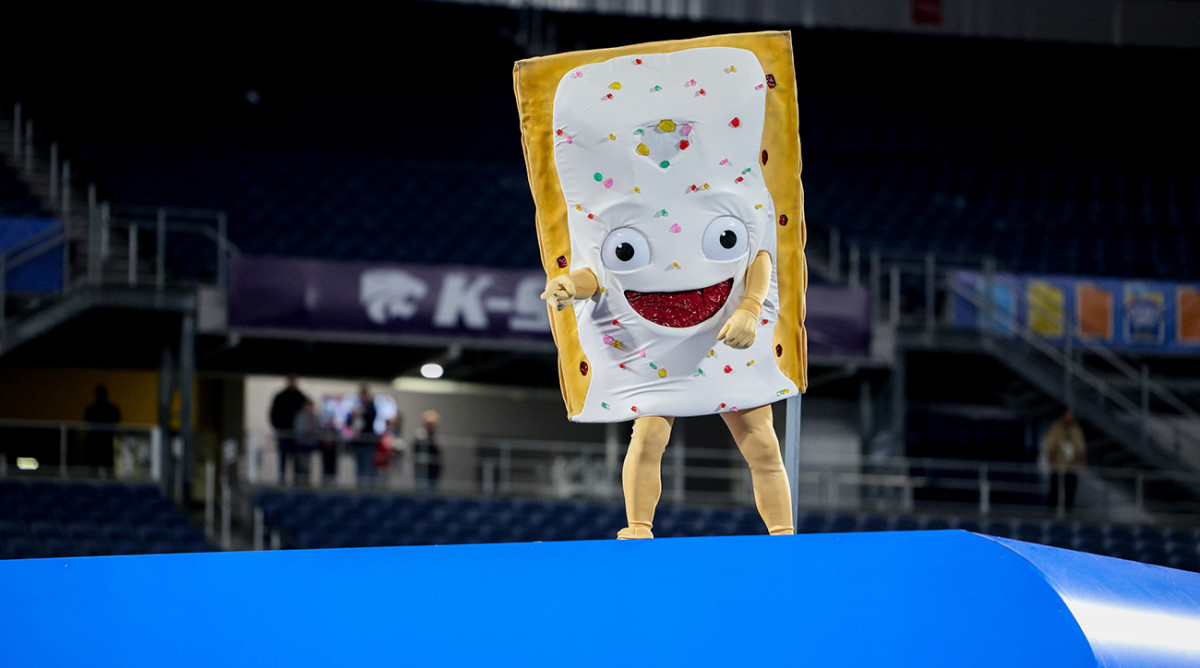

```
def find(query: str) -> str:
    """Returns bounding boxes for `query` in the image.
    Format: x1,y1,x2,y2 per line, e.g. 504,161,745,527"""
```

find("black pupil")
719,230,738,249
615,242,635,262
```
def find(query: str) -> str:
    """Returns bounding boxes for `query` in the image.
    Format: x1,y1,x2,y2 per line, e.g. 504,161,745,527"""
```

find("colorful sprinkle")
779,214,789,226
605,93,613,99
756,84,765,90
587,214,595,220
762,150,769,165
612,319,620,326
555,129,563,135
761,318,768,325
671,262,680,269
574,70,582,78
633,186,641,193
736,177,744,183
730,117,741,128
702,183,710,190
686,79,696,87
636,143,649,156
724,365,732,374
698,89,706,96
619,363,626,369
659,160,670,168
719,158,730,165
631,406,638,412
557,256,567,268
580,361,589,375
575,204,582,210
649,362,657,369
609,82,622,90
775,344,783,357
657,368,667,378
669,223,681,233
743,168,752,174
720,403,727,408
593,172,603,181
657,119,676,132
634,58,643,65
565,135,573,144
602,335,613,345
708,349,715,357
635,128,644,134
652,85,662,92
601,402,610,409
638,350,647,358
689,185,698,192
681,124,692,136
603,177,614,189
728,65,736,73
731,406,739,412
766,74,777,88
679,139,690,150
746,360,755,367
659,209,668,216
755,204,763,209
608,133,616,140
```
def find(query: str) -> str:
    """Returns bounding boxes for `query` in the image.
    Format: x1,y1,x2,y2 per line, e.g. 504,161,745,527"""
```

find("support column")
784,395,802,524
158,344,175,496
179,311,196,502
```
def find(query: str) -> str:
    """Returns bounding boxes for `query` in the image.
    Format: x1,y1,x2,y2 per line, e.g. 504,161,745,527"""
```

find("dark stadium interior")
2,0,1200,577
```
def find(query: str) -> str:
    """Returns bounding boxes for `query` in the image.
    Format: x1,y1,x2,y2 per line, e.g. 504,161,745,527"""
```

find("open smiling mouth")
625,279,733,328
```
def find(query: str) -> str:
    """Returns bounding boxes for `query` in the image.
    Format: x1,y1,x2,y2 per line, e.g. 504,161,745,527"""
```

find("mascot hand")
717,309,758,349
541,275,577,311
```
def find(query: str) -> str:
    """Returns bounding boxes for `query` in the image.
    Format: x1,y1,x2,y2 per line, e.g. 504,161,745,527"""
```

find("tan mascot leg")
617,415,674,539
721,404,794,535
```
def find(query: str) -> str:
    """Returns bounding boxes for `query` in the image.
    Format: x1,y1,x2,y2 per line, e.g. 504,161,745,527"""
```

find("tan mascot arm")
541,268,599,311
717,250,771,349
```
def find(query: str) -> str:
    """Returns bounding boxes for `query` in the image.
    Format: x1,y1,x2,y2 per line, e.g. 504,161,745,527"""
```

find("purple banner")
229,256,871,357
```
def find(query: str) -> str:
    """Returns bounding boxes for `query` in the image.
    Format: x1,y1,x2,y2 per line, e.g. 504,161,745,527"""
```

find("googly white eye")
702,216,749,261
601,227,652,272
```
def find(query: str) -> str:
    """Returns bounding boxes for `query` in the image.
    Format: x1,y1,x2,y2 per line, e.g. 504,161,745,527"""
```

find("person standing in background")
83,385,121,470
269,374,309,484
292,399,320,486
1043,410,1087,511
413,410,442,490
350,385,378,484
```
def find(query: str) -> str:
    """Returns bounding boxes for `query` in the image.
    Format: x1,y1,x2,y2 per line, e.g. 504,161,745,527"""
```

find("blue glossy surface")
992,536,1200,667
0,531,1191,666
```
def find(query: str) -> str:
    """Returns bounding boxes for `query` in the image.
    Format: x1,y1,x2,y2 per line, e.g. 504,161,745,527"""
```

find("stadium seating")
253,489,1200,573
0,479,216,559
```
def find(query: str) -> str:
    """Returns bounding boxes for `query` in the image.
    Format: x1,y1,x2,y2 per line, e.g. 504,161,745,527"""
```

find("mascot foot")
617,526,655,540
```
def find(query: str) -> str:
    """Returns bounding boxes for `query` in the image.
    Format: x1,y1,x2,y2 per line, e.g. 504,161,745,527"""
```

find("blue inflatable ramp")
2,530,1199,666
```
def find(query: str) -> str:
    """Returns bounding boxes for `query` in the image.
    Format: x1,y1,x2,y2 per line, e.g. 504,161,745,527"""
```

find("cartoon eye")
702,216,749,261
601,227,651,272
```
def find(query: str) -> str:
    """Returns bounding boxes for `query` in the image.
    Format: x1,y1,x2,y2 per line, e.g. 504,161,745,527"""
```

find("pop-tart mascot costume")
514,32,808,539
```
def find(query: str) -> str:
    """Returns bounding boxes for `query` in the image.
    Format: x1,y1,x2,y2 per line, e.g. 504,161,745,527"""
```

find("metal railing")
3,102,237,347
817,224,1200,473
0,418,164,483
234,430,1200,525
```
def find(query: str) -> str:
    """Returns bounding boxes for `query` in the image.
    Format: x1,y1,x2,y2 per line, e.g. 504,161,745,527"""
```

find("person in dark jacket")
83,385,121,469
350,385,379,484
269,374,309,483
413,410,442,489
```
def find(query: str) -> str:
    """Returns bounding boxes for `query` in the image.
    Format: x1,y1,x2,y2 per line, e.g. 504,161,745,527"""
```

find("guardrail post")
254,507,265,551
829,227,841,283
129,223,139,286
205,460,216,536
848,244,861,288
979,464,990,516
61,160,71,221
59,424,68,478
49,142,58,196
156,209,166,289
23,120,32,173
